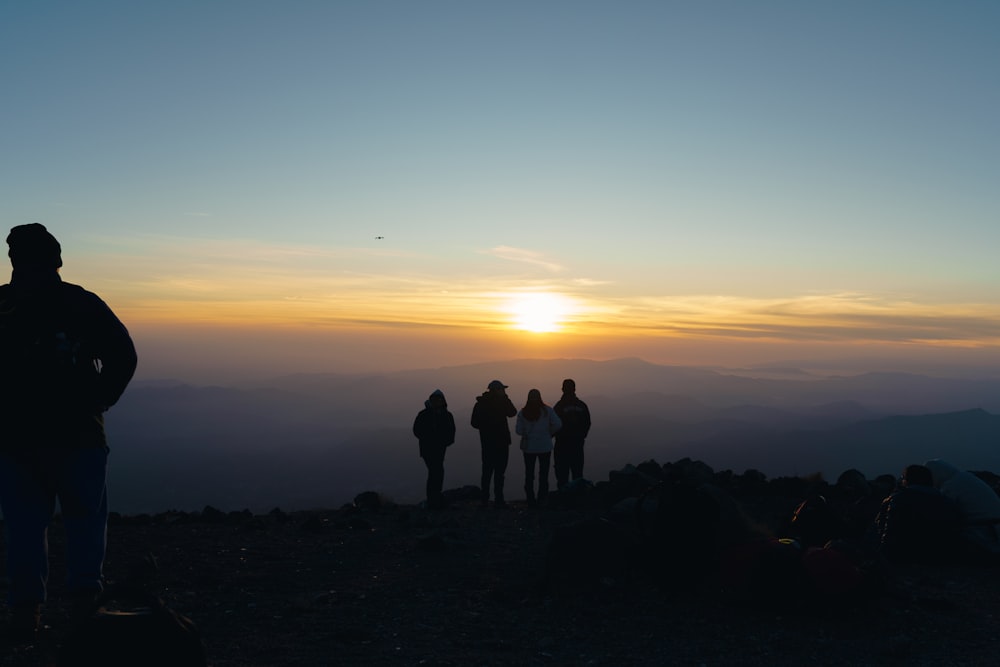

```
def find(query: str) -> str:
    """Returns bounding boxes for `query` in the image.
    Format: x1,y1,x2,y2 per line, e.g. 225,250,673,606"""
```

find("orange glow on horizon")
112,287,1000,357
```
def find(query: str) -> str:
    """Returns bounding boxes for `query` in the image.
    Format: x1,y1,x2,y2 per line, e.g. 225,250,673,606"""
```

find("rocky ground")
3,480,1000,666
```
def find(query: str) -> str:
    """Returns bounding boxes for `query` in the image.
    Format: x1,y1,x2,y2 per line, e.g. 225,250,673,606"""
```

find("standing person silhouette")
0,224,138,643
412,389,455,510
515,388,561,508
553,378,591,489
471,380,516,508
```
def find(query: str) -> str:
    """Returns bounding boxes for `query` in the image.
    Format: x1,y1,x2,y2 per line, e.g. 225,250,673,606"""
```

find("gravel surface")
4,491,999,666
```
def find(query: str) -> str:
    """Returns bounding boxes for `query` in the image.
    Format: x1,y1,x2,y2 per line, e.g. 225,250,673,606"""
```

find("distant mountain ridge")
684,407,1000,480
109,358,1000,513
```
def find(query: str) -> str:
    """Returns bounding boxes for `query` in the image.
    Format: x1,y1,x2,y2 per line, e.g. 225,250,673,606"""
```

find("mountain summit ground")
4,474,1000,666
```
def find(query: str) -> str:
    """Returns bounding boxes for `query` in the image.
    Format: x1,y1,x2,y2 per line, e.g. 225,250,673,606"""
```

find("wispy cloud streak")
71,235,1000,351
486,246,564,273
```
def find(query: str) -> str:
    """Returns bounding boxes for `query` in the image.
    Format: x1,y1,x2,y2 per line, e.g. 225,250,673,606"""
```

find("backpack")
0,283,99,410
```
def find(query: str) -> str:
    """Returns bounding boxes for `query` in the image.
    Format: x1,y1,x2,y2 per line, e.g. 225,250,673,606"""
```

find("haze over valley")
106,358,1000,514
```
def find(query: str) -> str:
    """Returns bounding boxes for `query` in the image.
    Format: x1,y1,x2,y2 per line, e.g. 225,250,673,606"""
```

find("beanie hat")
7,223,62,269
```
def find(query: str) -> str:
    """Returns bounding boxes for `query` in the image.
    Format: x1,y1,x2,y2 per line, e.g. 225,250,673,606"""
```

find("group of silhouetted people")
413,378,591,509
874,459,1000,565
783,457,1000,570
683,457,1000,608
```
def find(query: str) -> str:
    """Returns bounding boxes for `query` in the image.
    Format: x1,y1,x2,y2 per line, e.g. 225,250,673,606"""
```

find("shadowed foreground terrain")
3,464,1000,666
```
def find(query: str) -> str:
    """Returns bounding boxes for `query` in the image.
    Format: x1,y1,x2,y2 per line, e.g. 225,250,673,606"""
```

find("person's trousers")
480,442,509,502
0,447,109,605
523,452,551,503
422,452,445,506
554,439,585,488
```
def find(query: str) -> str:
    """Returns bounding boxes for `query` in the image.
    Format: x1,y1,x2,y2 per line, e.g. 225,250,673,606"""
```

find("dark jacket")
0,274,137,452
470,390,517,446
875,485,964,564
553,393,591,442
413,404,456,459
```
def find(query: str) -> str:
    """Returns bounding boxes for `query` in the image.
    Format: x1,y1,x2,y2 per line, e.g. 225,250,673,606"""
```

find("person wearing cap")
470,380,517,508
552,378,592,489
412,389,456,509
0,224,137,642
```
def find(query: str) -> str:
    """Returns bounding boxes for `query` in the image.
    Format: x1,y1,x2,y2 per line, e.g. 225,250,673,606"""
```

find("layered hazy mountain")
107,358,1000,514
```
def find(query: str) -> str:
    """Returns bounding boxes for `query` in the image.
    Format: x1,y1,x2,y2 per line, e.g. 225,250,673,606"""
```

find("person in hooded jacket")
412,389,456,509
471,380,517,508
925,458,1000,561
515,388,561,507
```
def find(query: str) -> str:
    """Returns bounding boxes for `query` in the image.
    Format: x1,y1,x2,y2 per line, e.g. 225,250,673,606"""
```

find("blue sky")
2,2,998,380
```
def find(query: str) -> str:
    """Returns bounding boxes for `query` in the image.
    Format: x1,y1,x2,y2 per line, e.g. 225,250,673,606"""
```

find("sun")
507,292,574,333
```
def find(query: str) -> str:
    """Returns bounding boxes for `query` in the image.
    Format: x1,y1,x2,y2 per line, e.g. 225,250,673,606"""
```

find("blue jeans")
523,452,551,503
0,447,109,605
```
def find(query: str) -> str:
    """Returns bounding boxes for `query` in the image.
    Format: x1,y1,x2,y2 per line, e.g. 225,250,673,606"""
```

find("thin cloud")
486,246,564,273
571,277,612,287
593,293,1000,347
116,283,1000,355
76,234,1000,351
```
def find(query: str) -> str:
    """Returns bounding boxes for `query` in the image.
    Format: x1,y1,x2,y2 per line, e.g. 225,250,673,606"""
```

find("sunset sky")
3,2,998,382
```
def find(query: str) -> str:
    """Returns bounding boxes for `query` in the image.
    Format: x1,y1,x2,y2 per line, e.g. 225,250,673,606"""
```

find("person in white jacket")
515,388,562,507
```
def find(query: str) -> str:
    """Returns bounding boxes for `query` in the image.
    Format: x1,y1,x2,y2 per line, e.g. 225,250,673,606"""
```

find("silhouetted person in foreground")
0,224,138,643
412,389,455,509
874,464,963,564
515,388,561,508
553,378,591,489
471,380,516,508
